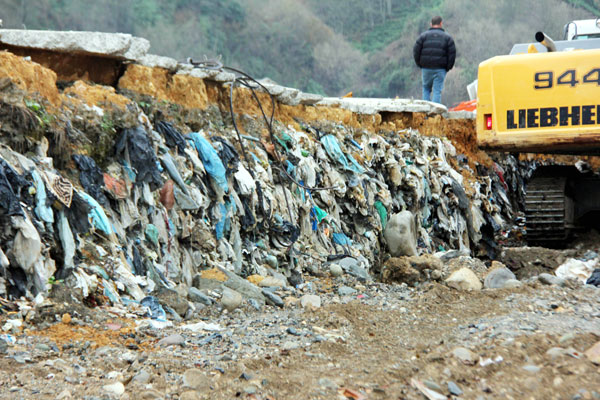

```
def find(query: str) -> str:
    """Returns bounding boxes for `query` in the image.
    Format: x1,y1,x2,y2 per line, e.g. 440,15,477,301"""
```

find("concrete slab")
139,54,178,71
318,97,447,115
0,29,150,60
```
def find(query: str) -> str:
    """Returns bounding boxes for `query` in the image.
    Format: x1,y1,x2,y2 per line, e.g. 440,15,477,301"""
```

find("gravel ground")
1,270,599,400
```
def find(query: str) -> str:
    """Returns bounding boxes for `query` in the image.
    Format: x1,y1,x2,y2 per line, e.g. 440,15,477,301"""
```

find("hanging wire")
187,58,352,260
187,58,338,192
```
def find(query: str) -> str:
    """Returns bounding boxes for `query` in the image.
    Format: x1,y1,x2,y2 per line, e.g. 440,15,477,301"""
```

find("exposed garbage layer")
0,49,534,307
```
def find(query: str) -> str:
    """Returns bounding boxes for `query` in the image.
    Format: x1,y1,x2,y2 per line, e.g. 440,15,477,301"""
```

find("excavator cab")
564,18,600,40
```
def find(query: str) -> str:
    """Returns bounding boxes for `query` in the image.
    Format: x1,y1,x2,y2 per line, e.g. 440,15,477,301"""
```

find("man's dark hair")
431,16,442,26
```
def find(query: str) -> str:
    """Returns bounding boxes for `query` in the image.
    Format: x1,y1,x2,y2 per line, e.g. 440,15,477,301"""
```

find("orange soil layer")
0,52,60,106
2,51,599,172
201,268,228,282
64,80,132,110
29,319,154,350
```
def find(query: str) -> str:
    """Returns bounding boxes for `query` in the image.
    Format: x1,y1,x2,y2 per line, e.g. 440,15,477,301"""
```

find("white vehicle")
564,18,600,40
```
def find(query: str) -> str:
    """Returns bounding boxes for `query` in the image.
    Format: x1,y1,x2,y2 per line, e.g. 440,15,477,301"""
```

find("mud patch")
498,246,578,279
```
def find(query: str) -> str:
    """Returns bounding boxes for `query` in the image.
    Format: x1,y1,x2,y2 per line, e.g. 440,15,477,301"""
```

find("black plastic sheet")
156,121,187,153
73,154,108,207
0,158,27,216
587,268,600,286
115,126,163,191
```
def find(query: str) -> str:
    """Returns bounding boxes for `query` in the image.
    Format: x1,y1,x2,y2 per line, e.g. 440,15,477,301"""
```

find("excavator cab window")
573,33,600,40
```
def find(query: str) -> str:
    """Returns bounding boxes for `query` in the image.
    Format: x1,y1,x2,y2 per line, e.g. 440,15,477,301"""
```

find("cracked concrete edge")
319,97,448,115
0,29,150,59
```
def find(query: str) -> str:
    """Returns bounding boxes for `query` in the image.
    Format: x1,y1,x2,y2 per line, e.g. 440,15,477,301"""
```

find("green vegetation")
1,0,596,106
47,276,63,286
25,98,54,129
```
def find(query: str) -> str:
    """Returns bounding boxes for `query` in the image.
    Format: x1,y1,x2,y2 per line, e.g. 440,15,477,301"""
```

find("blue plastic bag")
321,135,365,174
79,192,113,235
141,296,167,322
188,132,229,192
332,232,352,246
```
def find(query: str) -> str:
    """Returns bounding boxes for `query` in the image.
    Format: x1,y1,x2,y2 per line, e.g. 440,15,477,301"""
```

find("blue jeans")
422,68,447,104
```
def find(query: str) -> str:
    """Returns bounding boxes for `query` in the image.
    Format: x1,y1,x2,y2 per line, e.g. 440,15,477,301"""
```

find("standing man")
413,16,456,104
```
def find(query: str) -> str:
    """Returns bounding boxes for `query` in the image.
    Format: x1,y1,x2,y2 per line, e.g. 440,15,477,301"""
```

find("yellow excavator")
476,19,600,244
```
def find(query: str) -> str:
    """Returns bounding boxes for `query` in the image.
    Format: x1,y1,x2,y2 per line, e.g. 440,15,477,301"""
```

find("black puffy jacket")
413,28,456,71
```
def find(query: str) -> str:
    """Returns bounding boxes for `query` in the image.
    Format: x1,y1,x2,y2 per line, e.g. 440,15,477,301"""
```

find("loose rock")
221,287,243,311
445,268,482,291
103,382,125,397
300,294,321,309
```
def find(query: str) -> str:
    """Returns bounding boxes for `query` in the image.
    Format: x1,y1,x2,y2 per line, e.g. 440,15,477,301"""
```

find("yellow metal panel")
477,49,600,153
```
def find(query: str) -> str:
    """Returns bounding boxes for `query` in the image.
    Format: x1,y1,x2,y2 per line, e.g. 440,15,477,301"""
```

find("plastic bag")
188,132,229,192
115,126,163,190
73,154,109,206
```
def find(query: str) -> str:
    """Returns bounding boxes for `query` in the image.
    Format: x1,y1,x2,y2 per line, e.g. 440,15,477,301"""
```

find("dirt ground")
1,274,599,400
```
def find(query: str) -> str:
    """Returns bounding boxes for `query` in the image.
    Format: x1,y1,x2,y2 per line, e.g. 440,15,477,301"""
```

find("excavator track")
524,176,571,244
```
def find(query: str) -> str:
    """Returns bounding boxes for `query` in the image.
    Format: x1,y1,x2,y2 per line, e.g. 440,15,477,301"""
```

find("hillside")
0,0,596,106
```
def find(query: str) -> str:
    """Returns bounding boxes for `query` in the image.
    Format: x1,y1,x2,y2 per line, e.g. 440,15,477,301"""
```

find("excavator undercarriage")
525,166,600,245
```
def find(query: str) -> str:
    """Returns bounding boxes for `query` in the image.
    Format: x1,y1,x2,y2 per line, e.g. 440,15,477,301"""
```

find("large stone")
139,390,166,399
338,286,357,296
445,268,482,291
384,211,417,257
154,287,189,317
103,382,125,397
502,279,522,289
193,268,266,306
276,87,301,105
179,391,202,400
257,79,286,96
329,264,344,277
484,264,517,289
220,287,243,311
584,341,600,364
451,347,478,365
262,289,284,308
188,287,213,306
300,294,321,309
297,92,323,105
334,256,371,282
444,256,488,280
258,276,286,288
433,249,471,262
158,334,185,347
317,97,447,115
177,66,235,82
132,369,152,384
0,29,150,60
445,110,476,120
538,273,566,287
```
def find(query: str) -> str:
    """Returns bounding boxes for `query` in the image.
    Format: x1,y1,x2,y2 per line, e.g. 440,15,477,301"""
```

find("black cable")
187,58,347,258
188,60,339,192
